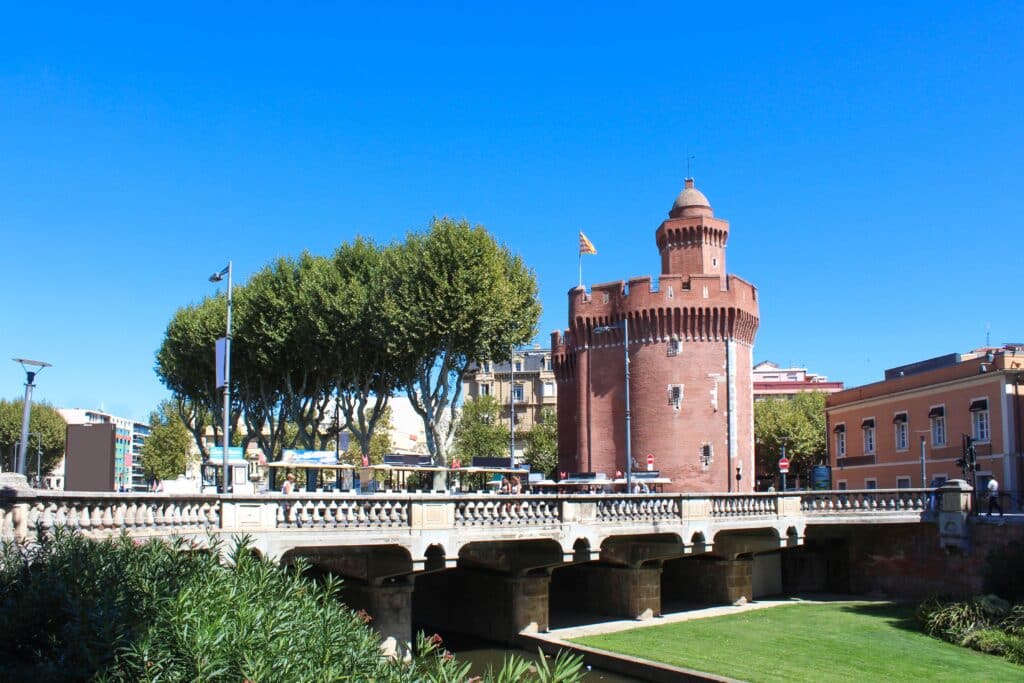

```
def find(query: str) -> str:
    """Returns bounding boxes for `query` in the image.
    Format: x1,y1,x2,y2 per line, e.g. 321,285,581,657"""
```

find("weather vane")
687,152,696,178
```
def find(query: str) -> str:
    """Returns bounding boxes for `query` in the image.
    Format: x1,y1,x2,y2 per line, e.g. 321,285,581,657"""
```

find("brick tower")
551,179,759,492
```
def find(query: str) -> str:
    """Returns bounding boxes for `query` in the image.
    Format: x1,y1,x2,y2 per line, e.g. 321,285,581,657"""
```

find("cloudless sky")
2,2,1022,422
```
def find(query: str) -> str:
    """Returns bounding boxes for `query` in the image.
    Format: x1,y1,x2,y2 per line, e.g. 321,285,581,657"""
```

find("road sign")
647,453,654,471
778,457,790,474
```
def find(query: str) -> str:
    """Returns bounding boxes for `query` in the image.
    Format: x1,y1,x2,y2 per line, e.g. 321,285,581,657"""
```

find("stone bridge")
0,474,972,646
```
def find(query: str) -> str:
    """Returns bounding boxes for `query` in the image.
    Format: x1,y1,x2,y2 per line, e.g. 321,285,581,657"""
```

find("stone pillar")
663,556,752,605
343,579,414,647
412,568,551,645
717,558,753,603
581,564,662,619
505,573,552,639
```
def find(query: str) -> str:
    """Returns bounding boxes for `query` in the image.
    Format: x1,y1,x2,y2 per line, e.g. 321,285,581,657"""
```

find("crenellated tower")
551,179,760,493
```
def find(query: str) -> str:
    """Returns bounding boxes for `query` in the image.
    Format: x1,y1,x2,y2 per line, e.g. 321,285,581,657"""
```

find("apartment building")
826,346,1024,492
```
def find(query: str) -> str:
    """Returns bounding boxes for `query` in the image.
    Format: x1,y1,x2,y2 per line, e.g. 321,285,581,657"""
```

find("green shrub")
961,628,1012,655
0,531,583,682
917,595,1008,643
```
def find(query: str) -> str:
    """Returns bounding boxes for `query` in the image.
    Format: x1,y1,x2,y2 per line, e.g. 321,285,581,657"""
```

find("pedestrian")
282,472,296,495
987,477,1003,517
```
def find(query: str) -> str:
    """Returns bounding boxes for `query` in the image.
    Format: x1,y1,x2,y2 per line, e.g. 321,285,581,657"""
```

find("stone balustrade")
0,476,936,545
797,489,931,514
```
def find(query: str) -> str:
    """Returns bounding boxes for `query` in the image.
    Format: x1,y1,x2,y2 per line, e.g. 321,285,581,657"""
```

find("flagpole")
578,250,583,289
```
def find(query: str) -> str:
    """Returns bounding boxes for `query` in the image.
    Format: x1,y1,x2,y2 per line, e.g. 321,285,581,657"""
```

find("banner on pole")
215,337,226,388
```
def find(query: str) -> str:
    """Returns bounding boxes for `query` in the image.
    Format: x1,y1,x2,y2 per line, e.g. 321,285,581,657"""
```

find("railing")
797,488,931,514
593,495,682,522
707,493,779,517
17,493,221,537
0,488,939,542
454,495,560,525
278,496,409,529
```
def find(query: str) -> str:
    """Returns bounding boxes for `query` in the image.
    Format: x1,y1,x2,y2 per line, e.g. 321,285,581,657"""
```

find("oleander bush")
0,530,583,682
918,595,1024,666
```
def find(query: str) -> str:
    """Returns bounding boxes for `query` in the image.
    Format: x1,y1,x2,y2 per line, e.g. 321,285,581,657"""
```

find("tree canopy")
389,218,540,465
452,396,508,461
754,392,827,486
524,408,558,478
155,217,541,467
0,399,66,477
140,400,197,482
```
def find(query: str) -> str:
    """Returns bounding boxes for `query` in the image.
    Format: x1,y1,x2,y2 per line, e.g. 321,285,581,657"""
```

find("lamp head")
209,272,224,283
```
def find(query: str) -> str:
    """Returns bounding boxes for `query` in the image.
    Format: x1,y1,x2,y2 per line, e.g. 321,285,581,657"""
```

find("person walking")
987,477,1004,517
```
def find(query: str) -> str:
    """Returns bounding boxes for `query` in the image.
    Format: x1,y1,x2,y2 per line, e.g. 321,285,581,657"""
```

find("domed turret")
670,178,713,218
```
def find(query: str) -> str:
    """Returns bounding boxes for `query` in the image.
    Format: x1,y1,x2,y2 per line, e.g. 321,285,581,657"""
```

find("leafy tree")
0,399,66,477
155,296,241,460
388,218,540,466
233,254,333,459
326,239,404,460
754,391,827,486
343,405,394,465
140,400,196,482
524,408,558,478
453,396,508,461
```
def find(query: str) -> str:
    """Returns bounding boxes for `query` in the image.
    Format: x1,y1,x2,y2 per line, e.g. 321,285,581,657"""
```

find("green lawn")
572,602,1022,682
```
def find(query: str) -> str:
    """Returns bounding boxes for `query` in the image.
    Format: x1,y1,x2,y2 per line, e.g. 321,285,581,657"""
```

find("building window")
929,406,946,447
514,361,522,372
893,413,908,451
480,384,490,397
699,443,713,468
513,383,524,403
932,475,947,487
837,480,848,490
667,340,682,356
864,479,878,490
543,381,555,397
862,418,875,454
834,424,846,457
667,384,683,409
896,476,911,489
971,399,990,443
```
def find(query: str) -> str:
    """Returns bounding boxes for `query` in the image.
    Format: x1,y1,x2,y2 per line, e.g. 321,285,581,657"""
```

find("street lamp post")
510,347,516,468
594,320,632,494
13,358,51,477
209,262,233,494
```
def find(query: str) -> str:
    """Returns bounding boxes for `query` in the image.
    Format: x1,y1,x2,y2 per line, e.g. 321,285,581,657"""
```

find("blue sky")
2,3,1022,422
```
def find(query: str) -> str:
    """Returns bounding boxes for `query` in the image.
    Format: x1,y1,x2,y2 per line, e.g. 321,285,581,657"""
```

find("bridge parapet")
797,489,930,516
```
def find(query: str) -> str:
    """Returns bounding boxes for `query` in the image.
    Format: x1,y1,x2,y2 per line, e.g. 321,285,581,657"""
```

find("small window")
971,399,990,442
896,477,911,489
711,257,718,268
480,384,490,397
513,383,524,403
543,381,556,397
894,413,908,451
667,384,683,409
864,479,878,490
837,480,848,490
834,424,847,458
699,443,713,468
514,361,522,372
862,419,875,454
667,339,682,356
930,406,946,447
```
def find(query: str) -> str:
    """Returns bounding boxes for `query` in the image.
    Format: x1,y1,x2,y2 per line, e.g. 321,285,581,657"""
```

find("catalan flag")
578,231,597,288
579,231,597,255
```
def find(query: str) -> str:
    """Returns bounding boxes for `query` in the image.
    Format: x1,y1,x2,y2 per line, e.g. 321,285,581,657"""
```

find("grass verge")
572,602,1022,682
